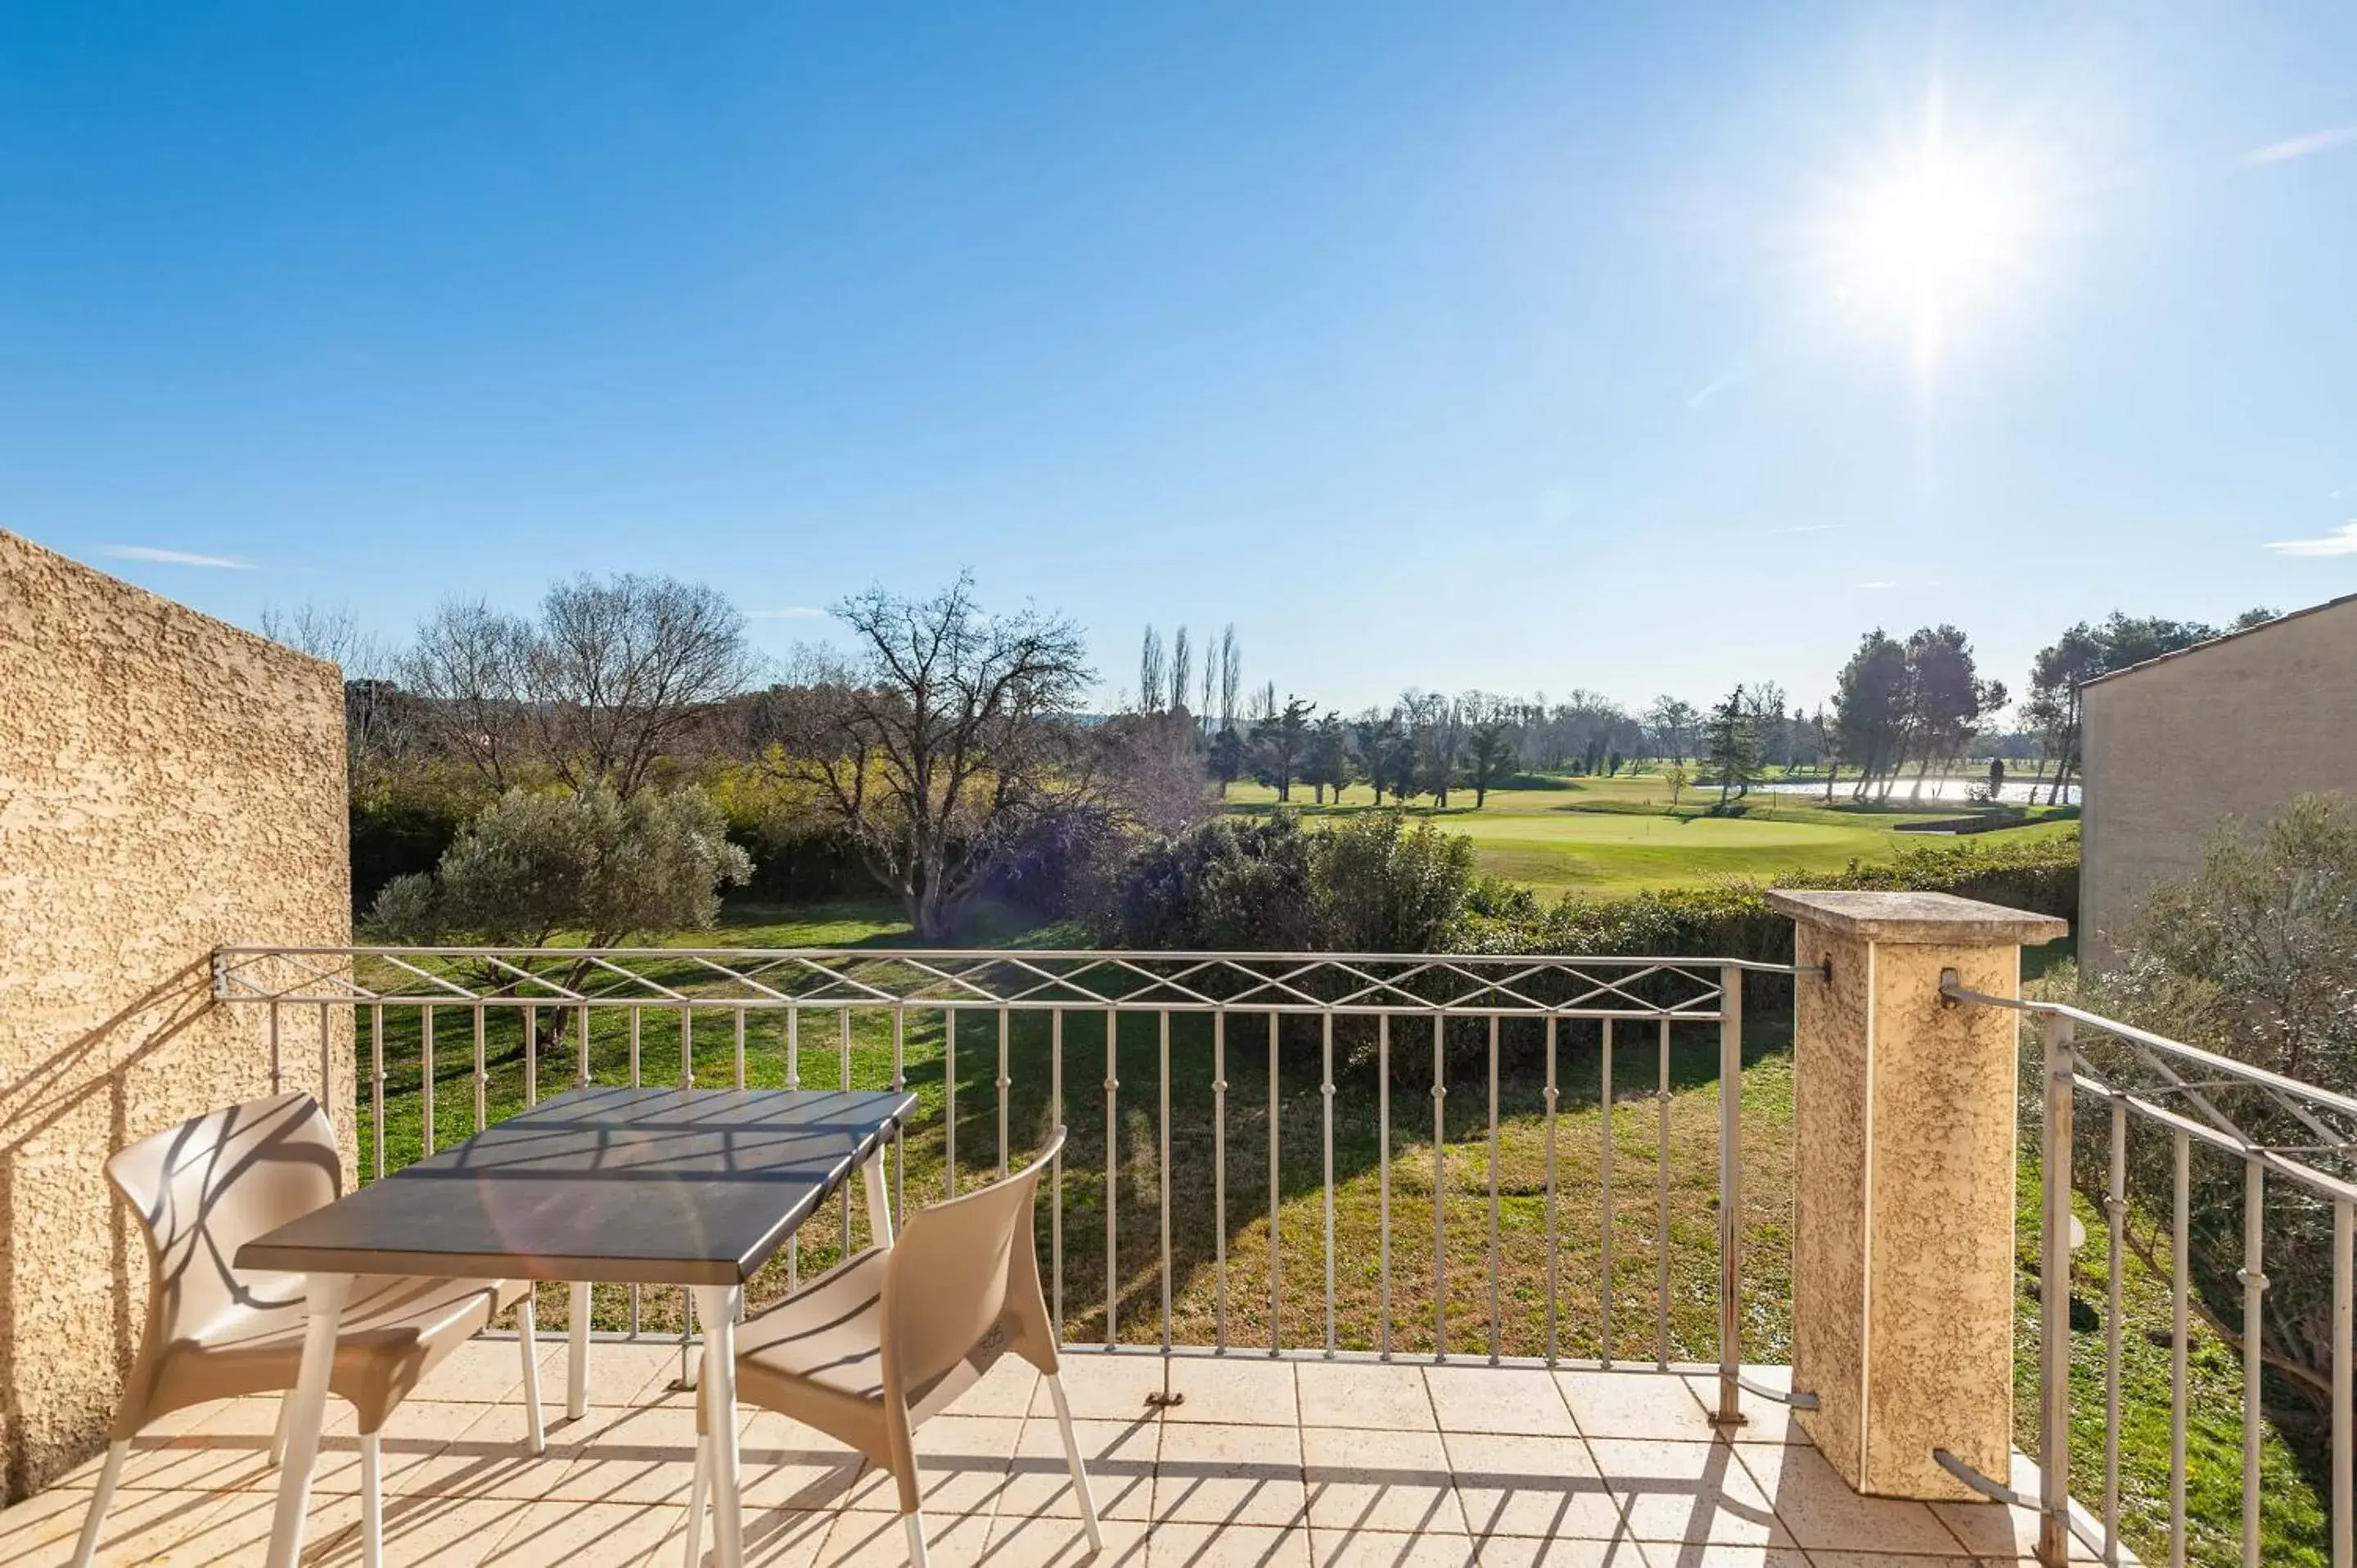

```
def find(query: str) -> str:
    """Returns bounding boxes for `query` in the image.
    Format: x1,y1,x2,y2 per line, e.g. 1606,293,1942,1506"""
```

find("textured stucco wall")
1787,911,2035,1499
2081,597,2357,968
0,530,350,1502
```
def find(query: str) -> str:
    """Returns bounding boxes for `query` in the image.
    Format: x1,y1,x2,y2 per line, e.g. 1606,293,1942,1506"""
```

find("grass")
1219,772,2073,898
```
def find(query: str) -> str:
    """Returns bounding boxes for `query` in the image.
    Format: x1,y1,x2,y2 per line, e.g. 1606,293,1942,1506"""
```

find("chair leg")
70,1439,128,1568
1043,1372,1103,1551
516,1294,547,1453
901,1509,931,1568
359,1431,384,1568
269,1388,292,1467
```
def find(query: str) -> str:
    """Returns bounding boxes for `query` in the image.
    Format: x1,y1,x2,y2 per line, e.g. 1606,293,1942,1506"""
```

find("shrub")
368,782,752,945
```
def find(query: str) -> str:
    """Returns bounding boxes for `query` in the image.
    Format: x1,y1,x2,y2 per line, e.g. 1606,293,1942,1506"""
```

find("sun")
1814,96,2044,378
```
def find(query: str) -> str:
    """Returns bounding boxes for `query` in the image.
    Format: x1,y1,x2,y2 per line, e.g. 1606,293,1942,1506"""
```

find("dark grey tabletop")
236,1087,917,1286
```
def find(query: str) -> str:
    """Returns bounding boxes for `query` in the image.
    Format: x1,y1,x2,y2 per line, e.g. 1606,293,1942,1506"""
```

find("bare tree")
1168,625,1192,719
400,599,534,791
1218,625,1242,734
522,574,759,795
1138,626,1165,714
260,602,413,785
782,574,1093,939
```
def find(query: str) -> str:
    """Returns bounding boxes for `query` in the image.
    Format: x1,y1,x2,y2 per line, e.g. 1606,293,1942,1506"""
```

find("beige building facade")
0,531,351,1501
2080,591,2357,967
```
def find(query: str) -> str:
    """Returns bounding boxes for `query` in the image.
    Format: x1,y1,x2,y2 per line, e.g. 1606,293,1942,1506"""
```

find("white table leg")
692,1284,744,1568
263,1271,350,1568
567,1281,591,1420
862,1151,895,1248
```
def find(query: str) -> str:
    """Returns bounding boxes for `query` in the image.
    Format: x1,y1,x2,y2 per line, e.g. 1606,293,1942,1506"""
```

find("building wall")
2080,597,2357,968
0,531,350,1501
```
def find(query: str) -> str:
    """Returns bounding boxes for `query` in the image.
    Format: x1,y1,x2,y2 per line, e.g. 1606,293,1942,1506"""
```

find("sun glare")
1815,96,2044,379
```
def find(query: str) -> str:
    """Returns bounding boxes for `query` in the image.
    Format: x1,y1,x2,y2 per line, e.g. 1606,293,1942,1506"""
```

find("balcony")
5,936,2212,1567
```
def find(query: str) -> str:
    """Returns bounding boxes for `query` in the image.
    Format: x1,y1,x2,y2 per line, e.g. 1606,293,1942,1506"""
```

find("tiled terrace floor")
2,1344,2110,1567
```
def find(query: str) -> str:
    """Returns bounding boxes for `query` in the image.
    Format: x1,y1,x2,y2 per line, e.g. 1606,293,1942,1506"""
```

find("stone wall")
0,531,350,1501
2081,594,2357,967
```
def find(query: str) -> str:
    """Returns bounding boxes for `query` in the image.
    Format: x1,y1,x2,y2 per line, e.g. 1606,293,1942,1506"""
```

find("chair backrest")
107,1092,342,1348
879,1129,1064,1405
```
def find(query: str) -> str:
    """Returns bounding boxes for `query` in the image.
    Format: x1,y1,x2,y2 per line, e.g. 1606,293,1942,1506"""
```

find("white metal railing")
212,945,1800,1423
1942,975,2356,1568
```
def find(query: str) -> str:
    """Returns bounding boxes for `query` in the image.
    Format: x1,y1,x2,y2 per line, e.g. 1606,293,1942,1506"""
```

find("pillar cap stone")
1766,888,2069,947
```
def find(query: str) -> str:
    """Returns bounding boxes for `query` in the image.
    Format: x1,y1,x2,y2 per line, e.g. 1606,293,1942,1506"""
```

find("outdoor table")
237,1084,918,1568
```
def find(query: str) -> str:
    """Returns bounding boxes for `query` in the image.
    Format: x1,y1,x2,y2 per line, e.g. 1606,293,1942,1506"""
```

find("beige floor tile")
1144,1521,1312,1566
1031,1355,1178,1421
948,1358,1041,1419
1439,1431,1622,1542
1671,1379,1805,1447
1305,1525,1478,1566
1729,1444,1961,1557
813,1506,994,1565
1606,1549,1805,1568
1582,1440,1789,1551
1298,1427,1464,1536
201,1485,510,1568
1157,1358,1300,1426
1804,1553,1975,1568
981,1510,1149,1566
1296,1363,1436,1432
528,1400,734,1507
1927,1498,2111,1563
839,1415,1024,1516
478,1497,685,1566
1422,1367,1576,1437
734,1413,866,1512
1152,1424,1306,1528
0,1483,291,1568
1554,1374,1719,1444
412,1337,562,1406
998,1416,1158,1521
1467,1539,1656,1566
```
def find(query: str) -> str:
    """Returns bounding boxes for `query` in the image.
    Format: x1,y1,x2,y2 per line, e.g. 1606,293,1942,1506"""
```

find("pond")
1755,777,2080,806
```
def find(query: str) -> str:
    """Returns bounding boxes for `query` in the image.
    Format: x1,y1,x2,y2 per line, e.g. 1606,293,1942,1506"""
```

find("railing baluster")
2336,1196,2353,1568
679,1004,695,1383
629,1006,642,1336
996,1005,1011,1182
1052,1007,1065,1343
269,1000,282,1096
892,1006,906,1222
575,1003,589,1091
525,1004,538,1108
472,1003,487,1133
1656,1014,1671,1369
1323,1010,1337,1358
839,1007,853,1249
1379,1013,1392,1359
945,1007,958,1200
370,1003,385,1182
2242,1156,2266,1568
1160,1009,1174,1363
1601,1017,1615,1369
732,1006,746,1091
2104,1097,2126,1562
1270,1011,1282,1357
1487,1013,1502,1364
421,1005,435,1159
2038,1013,2075,1568
2170,1129,2189,1568
788,1006,801,1289
1432,1013,1446,1359
318,1002,333,1144
1105,1006,1119,1349
1716,966,1742,1423
1214,1009,1228,1353
1543,1015,1558,1367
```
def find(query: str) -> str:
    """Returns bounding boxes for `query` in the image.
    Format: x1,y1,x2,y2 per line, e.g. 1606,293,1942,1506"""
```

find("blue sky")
3,2,2352,713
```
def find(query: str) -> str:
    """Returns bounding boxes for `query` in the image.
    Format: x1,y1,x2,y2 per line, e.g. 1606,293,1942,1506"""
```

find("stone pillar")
1765,889,2067,1499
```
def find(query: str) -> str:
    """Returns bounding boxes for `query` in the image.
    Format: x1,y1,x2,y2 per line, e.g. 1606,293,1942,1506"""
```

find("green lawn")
1220,772,2073,898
